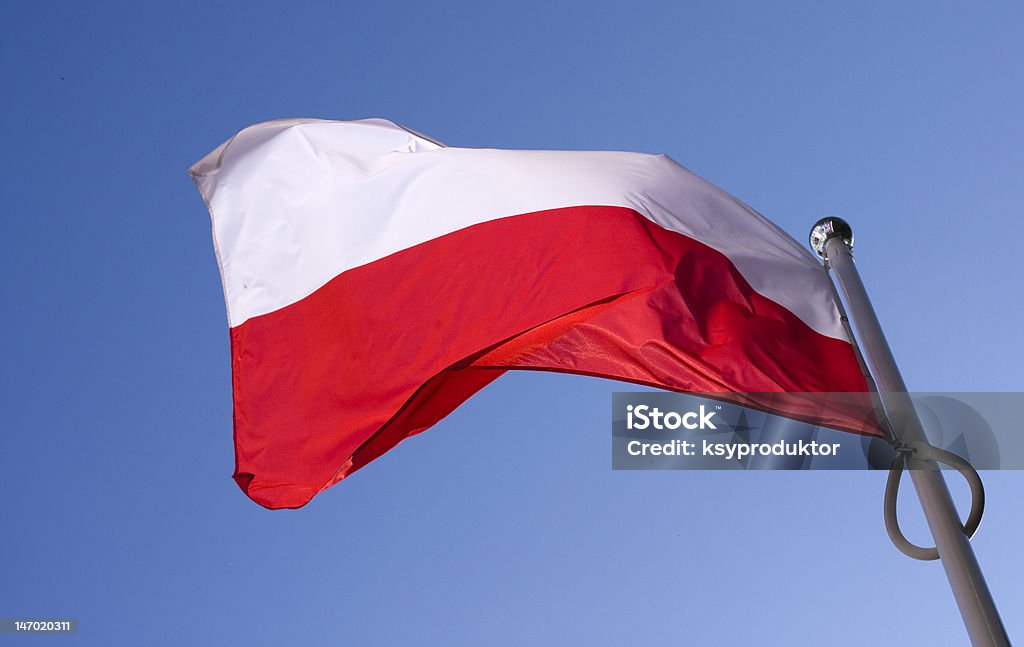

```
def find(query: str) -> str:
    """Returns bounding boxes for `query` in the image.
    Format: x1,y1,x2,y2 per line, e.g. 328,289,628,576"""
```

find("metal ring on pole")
883,444,986,561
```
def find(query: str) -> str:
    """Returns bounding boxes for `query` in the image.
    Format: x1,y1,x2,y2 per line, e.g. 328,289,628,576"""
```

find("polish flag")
190,119,879,509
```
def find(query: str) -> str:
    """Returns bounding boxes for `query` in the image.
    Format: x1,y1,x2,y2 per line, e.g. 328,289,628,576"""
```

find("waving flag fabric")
190,118,877,509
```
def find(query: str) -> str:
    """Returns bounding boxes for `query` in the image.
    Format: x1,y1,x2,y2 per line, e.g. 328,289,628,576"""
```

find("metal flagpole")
809,217,1009,646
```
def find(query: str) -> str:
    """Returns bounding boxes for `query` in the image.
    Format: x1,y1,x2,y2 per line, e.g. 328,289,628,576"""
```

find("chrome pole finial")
809,216,854,258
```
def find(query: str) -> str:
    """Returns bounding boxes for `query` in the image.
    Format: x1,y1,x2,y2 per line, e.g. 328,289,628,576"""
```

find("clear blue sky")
2,2,1021,645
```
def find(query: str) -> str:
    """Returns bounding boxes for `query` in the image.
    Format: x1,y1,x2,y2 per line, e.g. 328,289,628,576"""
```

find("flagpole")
809,218,1009,646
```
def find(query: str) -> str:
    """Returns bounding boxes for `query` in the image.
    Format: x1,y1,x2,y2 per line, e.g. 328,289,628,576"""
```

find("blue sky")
2,1,1021,644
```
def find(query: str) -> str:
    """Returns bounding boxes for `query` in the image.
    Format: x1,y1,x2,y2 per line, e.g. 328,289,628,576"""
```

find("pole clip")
883,441,986,561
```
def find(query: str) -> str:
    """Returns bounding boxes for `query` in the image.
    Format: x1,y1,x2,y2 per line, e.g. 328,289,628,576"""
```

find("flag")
190,118,878,509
